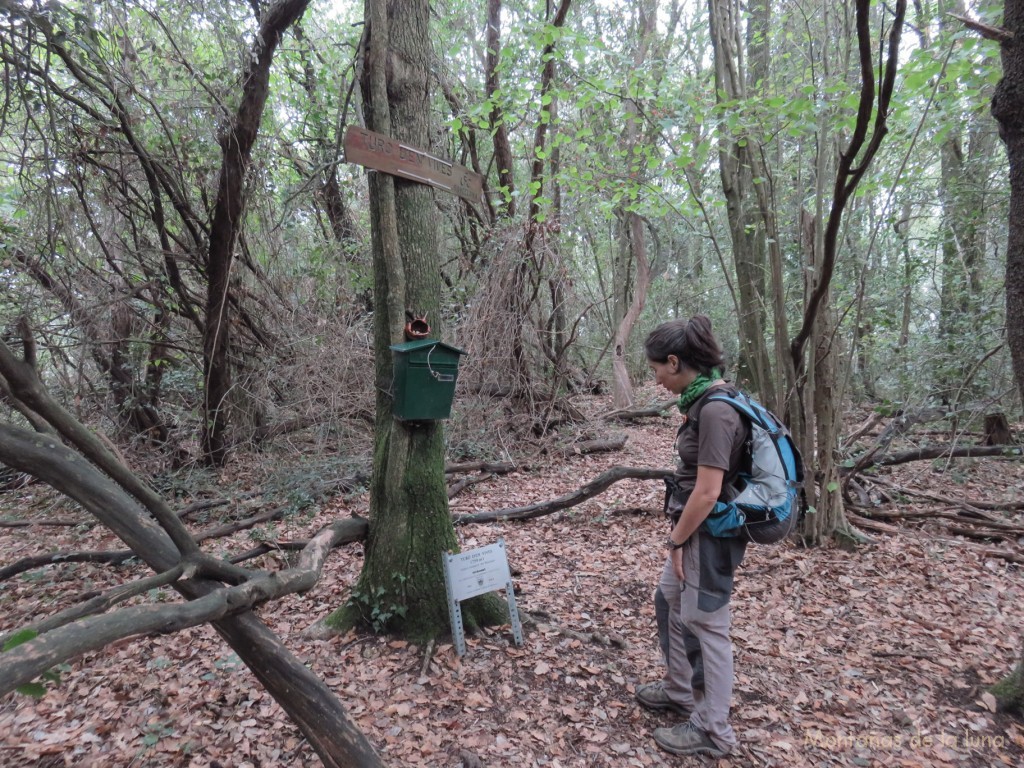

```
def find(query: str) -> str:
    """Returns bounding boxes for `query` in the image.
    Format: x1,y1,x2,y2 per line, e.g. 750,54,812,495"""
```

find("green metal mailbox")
390,339,466,421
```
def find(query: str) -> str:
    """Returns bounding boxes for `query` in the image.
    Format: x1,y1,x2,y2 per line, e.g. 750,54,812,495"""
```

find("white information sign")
443,539,523,656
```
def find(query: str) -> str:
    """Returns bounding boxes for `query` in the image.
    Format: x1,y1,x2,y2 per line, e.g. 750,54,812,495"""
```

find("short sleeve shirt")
672,386,748,502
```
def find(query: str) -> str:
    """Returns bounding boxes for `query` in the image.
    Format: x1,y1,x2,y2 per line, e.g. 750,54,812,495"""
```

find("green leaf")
2,628,38,652
16,682,47,698
826,481,839,493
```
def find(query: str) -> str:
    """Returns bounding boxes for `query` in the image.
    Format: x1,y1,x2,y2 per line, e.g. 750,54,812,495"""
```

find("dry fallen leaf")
980,692,998,713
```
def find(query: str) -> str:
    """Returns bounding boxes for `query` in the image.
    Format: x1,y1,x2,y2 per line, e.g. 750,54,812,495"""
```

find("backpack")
697,391,806,544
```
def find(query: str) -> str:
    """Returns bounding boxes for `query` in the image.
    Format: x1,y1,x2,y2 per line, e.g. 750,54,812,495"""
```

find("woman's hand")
667,464,724,581
671,545,684,580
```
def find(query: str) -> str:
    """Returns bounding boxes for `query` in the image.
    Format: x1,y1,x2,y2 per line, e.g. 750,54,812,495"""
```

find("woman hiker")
634,315,749,758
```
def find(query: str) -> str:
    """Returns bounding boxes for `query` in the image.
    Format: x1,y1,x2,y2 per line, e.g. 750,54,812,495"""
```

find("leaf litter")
1,405,1022,767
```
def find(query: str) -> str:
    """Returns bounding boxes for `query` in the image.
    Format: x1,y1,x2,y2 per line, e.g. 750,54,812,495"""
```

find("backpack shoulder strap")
705,391,776,432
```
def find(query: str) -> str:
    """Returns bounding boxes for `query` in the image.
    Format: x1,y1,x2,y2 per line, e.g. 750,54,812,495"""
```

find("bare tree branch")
0,517,366,697
948,12,1015,42
454,465,669,525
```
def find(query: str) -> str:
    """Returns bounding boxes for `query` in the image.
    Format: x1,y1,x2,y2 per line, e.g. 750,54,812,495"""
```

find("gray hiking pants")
657,532,739,753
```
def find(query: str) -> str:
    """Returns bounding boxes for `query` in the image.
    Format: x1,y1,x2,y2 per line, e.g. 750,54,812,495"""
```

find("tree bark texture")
202,0,312,466
992,0,1024,403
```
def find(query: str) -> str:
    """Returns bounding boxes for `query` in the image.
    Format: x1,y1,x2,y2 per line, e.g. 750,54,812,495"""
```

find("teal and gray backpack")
699,391,805,544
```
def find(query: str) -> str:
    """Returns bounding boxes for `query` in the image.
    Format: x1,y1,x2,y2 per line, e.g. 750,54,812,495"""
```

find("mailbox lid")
390,339,466,366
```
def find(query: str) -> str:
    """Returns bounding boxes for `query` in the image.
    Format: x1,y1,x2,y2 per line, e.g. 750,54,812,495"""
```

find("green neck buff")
677,368,722,412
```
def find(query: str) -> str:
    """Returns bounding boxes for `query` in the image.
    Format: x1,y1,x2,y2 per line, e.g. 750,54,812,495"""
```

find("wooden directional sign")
344,126,485,208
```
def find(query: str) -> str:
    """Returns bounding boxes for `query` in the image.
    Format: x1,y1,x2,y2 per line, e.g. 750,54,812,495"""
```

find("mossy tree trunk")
331,0,504,640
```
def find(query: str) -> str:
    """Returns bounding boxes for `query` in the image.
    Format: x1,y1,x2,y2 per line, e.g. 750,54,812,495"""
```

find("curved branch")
453,465,670,525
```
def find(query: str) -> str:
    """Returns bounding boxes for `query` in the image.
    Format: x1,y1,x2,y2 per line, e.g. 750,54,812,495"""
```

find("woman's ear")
667,354,680,372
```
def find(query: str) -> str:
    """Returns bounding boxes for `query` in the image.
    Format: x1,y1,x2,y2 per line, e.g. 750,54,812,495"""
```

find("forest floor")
1,387,1023,768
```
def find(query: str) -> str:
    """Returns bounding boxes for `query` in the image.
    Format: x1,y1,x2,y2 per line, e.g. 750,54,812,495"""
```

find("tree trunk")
936,4,991,405
486,0,516,219
708,0,774,399
335,0,504,640
202,0,312,466
611,212,652,408
611,0,656,410
993,0,1024,403
790,0,906,544
511,0,573,398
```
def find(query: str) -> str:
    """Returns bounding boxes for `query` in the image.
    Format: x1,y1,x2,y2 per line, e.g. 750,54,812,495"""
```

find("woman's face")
649,355,696,395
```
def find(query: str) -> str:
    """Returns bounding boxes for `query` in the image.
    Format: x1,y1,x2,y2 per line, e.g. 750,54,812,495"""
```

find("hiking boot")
653,721,729,757
634,681,690,716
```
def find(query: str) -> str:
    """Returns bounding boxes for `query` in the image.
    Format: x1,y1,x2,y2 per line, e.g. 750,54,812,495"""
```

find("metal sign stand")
442,539,523,657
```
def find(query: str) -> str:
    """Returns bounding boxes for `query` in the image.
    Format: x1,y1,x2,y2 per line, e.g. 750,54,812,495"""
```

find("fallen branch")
448,472,497,499
0,517,367,697
847,512,1024,564
876,444,1021,467
0,549,134,581
446,462,516,499
228,518,369,565
842,406,952,481
521,610,628,649
562,434,628,457
840,410,885,450
5,564,186,642
195,504,291,541
0,517,91,528
855,506,1024,537
601,399,676,421
846,443,1022,478
866,476,1024,515
176,498,233,520
445,461,516,475
453,466,670,525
